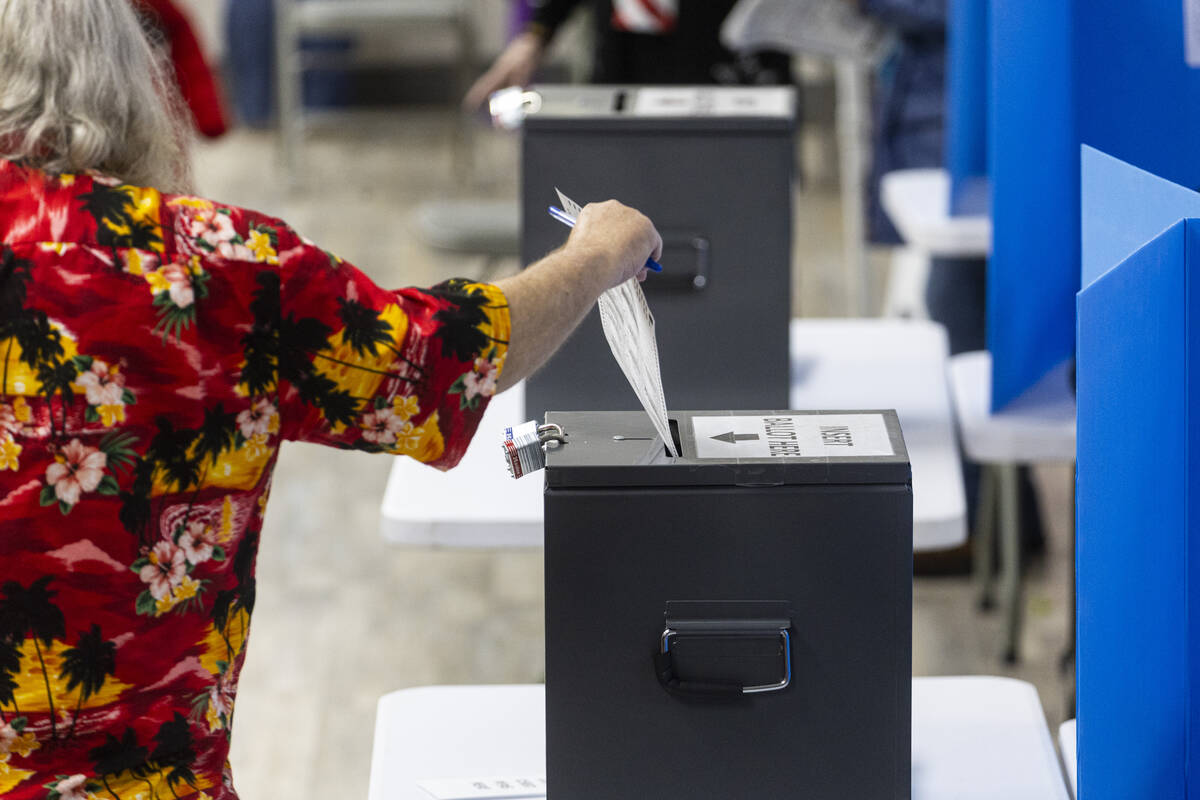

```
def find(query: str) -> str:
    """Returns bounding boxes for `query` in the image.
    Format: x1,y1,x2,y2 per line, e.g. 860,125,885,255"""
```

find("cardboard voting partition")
989,0,1200,410
1077,150,1200,800
946,0,989,216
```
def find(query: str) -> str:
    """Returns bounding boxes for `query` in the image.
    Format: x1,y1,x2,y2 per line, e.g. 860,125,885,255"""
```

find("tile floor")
190,113,1075,800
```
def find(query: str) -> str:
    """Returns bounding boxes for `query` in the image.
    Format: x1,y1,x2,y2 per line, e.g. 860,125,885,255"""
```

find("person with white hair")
0,1,661,797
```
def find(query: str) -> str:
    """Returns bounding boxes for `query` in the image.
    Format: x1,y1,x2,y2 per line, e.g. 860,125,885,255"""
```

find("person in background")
464,0,791,110
134,0,229,138
0,1,660,797
859,0,1044,563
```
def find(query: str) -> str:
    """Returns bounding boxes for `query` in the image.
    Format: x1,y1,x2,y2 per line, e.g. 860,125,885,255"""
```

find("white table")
380,319,966,552
881,169,992,258
1058,719,1077,798
367,677,1070,800
379,382,542,548
789,318,965,550
947,351,1076,465
878,168,990,319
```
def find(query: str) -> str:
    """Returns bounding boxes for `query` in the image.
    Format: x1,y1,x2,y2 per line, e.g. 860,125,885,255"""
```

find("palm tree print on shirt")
337,297,425,379
79,182,164,253
429,279,510,362
150,713,201,798
0,637,22,723
59,624,117,740
0,577,66,741
0,247,80,436
118,412,230,546
89,727,148,800
240,272,362,428
89,715,205,800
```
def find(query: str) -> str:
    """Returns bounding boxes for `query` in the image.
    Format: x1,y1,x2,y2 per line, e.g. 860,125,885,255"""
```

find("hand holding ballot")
562,199,663,288
492,197,663,392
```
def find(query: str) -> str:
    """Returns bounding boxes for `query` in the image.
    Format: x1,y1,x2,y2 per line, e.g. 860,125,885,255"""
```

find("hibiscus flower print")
449,352,502,411
46,773,99,800
77,358,134,426
179,520,219,565
188,206,236,250
187,207,254,261
139,540,187,601
236,398,278,440
361,407,406,446
148,256,212,340
462,356,499,399
77,359,125,406
44,439,107,507
158,261,198,309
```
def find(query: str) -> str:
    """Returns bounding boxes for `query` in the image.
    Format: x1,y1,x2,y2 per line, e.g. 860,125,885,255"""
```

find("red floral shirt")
0,159,510,799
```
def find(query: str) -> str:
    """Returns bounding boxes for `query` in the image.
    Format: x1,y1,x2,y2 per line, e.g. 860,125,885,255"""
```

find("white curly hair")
0,0,193,192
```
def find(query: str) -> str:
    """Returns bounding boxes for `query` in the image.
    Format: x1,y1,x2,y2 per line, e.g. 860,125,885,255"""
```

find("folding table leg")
974,464,997,610
998,462,1023,663
1061,461,1077,717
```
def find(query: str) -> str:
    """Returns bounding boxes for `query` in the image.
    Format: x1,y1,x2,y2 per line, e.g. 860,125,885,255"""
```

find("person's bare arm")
494,200,662,391
463,0,588,111
463,31,546,112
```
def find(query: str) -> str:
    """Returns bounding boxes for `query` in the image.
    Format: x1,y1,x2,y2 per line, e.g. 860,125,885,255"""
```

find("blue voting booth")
1077,147,1200,799
945,0,988,217
988,0,1200,410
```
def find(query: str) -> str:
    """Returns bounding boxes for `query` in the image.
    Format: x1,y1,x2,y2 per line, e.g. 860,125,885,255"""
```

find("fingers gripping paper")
556,189,679,457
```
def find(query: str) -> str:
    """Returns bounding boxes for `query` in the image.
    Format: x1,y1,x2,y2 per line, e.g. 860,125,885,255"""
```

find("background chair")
274,0,476,181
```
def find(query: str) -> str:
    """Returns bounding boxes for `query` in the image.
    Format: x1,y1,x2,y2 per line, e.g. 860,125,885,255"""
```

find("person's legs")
925,256,986,353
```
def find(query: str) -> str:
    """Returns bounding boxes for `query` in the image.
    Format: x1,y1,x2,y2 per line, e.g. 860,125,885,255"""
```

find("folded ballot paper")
555,189,679,457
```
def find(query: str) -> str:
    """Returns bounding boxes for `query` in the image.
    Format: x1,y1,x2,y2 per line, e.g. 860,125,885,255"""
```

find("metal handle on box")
644,234,710,292
654,627,792,699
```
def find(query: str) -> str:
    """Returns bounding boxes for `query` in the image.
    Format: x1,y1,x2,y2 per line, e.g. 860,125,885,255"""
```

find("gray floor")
192,113,1075,800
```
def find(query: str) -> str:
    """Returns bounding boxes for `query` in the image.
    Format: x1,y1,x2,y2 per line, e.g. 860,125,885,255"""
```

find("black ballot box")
542,410,912,800
520,85,795,420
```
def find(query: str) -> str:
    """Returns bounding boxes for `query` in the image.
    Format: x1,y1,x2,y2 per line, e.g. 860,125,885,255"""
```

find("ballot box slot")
664,418,682,457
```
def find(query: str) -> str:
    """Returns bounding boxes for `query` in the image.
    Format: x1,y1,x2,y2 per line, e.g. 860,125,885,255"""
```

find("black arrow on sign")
710,431,761,444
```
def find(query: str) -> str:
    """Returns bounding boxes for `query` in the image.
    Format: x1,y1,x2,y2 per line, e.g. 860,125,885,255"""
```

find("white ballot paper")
555,189,679,457
417,776,546,799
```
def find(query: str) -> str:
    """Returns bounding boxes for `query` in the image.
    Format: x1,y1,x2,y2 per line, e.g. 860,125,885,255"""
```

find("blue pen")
548,206,663,273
